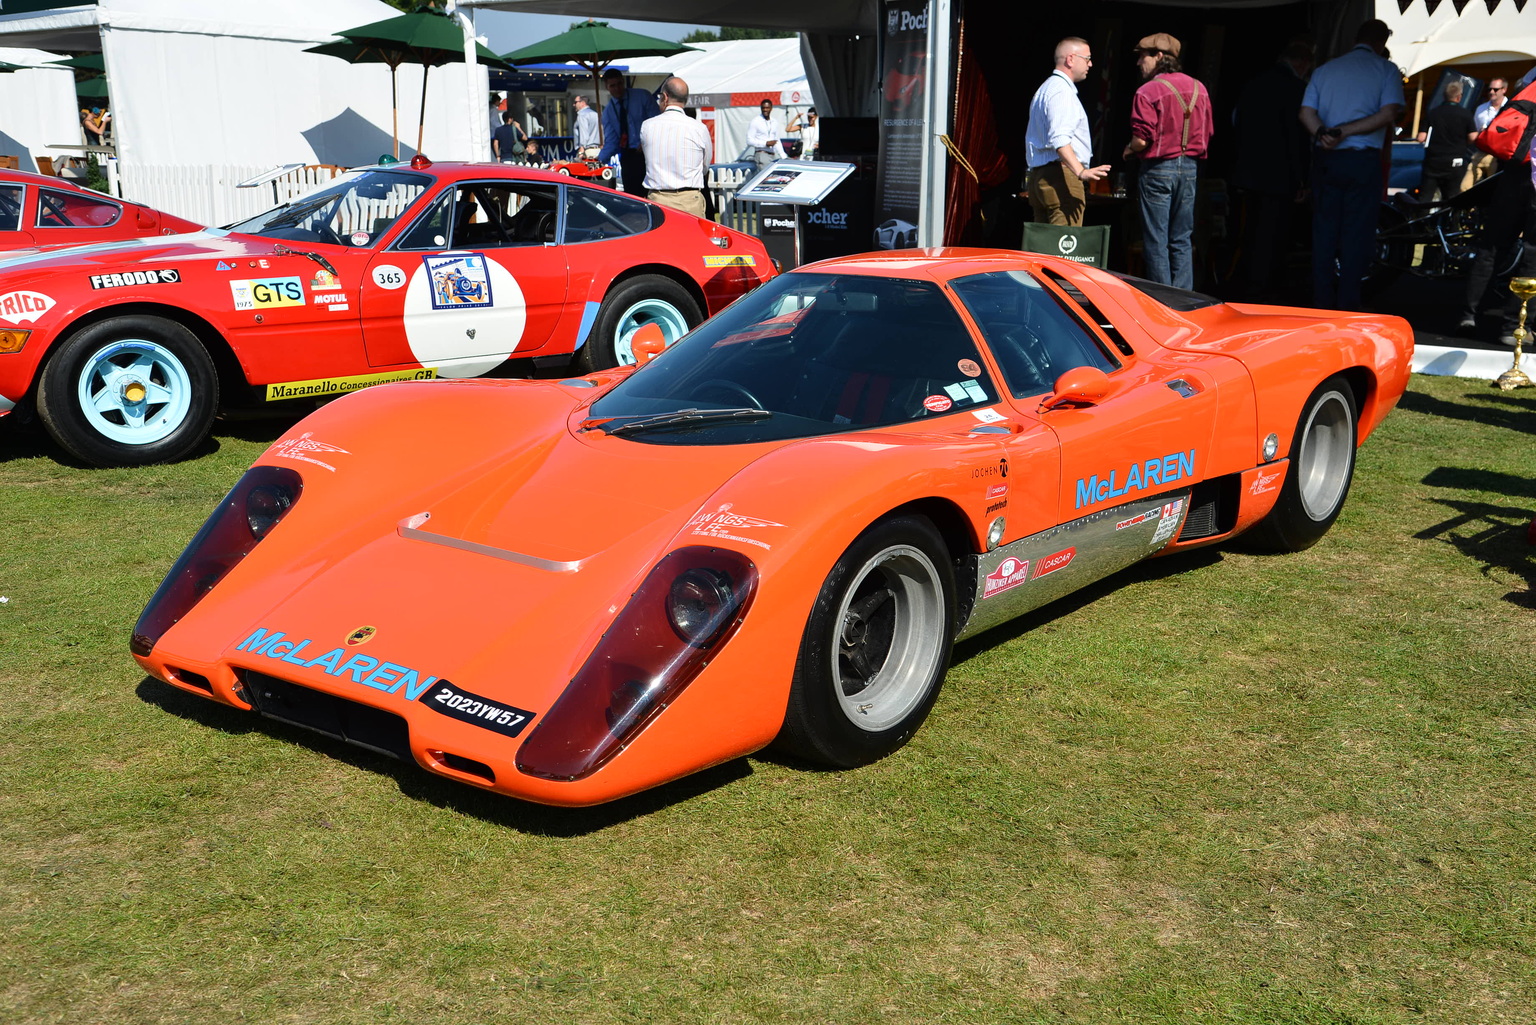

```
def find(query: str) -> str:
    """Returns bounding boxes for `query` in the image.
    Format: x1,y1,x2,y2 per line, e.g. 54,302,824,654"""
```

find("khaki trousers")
648,188,707,219
1026,161,1086,226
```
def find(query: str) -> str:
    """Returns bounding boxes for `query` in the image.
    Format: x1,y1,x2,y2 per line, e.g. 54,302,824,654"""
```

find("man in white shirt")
641,77,713,218
1463,78,1508,189
746,99,787,168
787,107,818,160
1024,37,1110,226
573,94,600,157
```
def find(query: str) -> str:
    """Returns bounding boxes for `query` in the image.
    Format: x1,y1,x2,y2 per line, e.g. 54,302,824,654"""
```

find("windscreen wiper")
581,407,772,435
272,244,338,278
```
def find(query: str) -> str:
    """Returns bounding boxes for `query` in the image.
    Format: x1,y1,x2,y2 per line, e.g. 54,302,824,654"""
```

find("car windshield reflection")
229,169,431,248
589,272,1000,445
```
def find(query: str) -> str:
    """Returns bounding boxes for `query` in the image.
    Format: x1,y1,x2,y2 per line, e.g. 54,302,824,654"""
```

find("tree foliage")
682,26,795,43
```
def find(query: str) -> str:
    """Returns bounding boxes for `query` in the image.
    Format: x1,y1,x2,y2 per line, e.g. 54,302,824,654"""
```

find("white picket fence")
114,161,759,231
117,163,347,227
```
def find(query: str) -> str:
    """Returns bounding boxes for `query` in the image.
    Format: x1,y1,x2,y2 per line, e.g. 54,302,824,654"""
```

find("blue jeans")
1311,148,1382,311
1138,156,1198,289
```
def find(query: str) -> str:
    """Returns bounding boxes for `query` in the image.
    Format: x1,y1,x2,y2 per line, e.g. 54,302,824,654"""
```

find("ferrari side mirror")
630,322,667,364
1041,366,1110,411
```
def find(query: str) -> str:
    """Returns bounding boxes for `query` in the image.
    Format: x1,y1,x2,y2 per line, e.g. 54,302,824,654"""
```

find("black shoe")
1457,313,1477,331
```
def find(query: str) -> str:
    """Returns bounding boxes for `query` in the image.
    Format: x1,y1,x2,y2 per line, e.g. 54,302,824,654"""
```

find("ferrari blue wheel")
613,298,692,365
37,315,218,467
579,274,702,372
75,339,193,445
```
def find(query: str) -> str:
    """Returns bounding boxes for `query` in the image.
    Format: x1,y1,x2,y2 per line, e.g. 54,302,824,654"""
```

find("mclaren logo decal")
236,627,438,702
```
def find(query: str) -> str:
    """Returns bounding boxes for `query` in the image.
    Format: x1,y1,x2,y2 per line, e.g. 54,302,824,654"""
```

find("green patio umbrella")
501,20,698,124
305,10,511,158
47,54,106,72
76,77,109,100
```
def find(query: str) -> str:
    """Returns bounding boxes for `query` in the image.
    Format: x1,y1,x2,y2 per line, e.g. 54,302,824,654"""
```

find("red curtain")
943,18,1011,246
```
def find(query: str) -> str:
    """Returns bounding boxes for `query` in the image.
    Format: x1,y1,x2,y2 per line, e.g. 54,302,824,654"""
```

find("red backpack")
1476,77,1536,163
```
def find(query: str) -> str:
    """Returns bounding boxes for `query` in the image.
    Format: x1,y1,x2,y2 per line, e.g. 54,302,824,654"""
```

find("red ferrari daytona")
0,160,773,466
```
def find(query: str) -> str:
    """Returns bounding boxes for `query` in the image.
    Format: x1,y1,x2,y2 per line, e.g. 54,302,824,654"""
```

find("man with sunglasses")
1024,37,1110,226
1122,33,1213,289
1464,78,1509,189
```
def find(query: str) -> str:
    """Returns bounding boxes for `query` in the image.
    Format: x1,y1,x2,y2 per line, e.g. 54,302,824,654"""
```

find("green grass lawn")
1,373,1532,1024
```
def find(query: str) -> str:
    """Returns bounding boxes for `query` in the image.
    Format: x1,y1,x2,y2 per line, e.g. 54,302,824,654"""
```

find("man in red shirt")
1122,33,1214,289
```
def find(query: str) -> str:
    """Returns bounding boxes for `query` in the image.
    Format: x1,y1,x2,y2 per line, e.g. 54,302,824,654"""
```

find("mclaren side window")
37,187,121,228
396,182,561,251
0,185,21,231
949,270,1120,399
586,272,1000,445
563,187,657,244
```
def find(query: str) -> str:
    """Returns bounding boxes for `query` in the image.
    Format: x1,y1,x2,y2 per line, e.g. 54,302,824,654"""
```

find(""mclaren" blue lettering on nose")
235,627,437,701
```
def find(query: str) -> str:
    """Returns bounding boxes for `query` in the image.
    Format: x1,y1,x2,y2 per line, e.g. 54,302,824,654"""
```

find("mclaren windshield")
229,169,431,248
587,271,1001,445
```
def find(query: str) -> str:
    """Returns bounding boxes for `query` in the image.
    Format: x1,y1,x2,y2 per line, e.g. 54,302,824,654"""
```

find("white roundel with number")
372,264,407,290
400,255,526,378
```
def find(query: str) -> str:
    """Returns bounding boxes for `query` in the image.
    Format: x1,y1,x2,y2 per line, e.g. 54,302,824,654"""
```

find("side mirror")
1040,366,1110,411
630,322,668,364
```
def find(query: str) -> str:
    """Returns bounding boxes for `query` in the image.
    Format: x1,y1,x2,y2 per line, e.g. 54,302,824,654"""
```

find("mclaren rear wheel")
774,514,955,768
1248,375,1357,552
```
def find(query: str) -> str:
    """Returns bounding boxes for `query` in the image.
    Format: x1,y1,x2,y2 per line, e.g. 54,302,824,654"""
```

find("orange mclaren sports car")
132,250,1414,807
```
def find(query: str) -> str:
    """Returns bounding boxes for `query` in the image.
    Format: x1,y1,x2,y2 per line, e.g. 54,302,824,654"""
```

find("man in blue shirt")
1024,37,1110,226
598,69,661,195
1299,19,1404,310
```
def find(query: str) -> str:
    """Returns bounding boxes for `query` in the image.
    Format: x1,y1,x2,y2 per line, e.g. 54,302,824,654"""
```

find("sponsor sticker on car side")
0,290,54,324
231,276,304,311
90,269,180,289
983,557,1030,598
264,368,438,402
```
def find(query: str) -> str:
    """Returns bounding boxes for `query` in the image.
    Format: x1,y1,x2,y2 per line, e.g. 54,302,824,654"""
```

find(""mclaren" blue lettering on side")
1075,449,1196,509
235,627,437,701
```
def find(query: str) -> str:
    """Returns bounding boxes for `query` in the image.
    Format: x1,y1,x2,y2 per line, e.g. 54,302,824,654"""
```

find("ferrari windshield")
589,272,1000,445
229,170,431,247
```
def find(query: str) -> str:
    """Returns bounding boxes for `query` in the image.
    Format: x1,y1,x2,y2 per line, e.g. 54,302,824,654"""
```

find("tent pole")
417,63,429,155
591,60,611,149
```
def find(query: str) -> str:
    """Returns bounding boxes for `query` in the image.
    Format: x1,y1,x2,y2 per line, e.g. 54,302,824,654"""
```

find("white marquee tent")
0,46,83,172
0,0,492,223
1377,0,1536,78
617,38,813,163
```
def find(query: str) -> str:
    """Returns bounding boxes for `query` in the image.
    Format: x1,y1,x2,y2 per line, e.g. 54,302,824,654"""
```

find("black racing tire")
773,514,956,768
1247,375,1357,552
576,274,702,372
36,315,218,467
